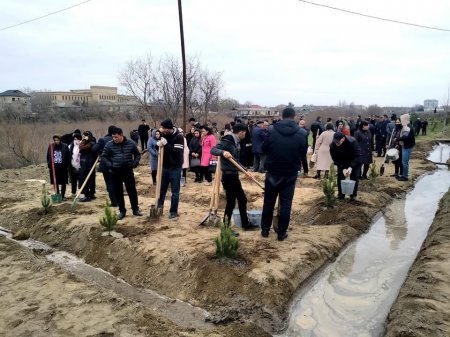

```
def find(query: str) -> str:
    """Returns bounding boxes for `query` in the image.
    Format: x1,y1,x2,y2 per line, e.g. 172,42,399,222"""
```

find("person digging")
211,123,256,233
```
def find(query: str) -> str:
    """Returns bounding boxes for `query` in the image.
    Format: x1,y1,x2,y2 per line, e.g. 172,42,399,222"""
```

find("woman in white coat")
313,122,335,179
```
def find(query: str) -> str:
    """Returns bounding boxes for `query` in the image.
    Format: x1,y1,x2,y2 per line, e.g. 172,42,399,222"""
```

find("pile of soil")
0,141,439,335
384,188,450,337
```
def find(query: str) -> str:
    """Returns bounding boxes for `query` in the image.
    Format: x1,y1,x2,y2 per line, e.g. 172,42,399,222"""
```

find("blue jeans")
158,167,182,215
402,147,412,178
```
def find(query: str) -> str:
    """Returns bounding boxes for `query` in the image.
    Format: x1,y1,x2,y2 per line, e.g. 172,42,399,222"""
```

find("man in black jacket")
93,125,117,206
310,116,324,151
260,107,308,241
138,119,150,151
330,132,362,202
211,123,253,230
102,127,142,220
158,118,185,219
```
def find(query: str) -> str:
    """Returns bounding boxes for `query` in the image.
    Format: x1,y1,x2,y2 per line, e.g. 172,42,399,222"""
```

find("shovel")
150,146,164,218
71,156,100,209
227,157,265,191
380,128,396,176
199,157,222,226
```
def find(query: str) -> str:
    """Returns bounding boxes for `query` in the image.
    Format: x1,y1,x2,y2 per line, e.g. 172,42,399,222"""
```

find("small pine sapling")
322,164,337,207
100,199,118,235
215,220,239,258
41,183,53,214
369,162,378,186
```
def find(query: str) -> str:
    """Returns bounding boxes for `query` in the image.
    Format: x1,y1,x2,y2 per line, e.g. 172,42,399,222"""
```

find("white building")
424,99,439,111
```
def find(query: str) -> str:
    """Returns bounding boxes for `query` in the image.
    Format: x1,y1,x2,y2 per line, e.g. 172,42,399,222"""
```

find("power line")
298,0,450,32
0,0,93,32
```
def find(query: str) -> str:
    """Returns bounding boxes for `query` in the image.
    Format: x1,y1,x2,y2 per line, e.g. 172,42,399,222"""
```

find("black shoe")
313,175,320,179
169,213,178,219
242,225,258,231
277,233,288,241
90,195,97,200
338,195,345,200
397,176,408,181
133,210,143,216
111,203,118,207
390,174,398,177
232,231,240,237
261,231,269,238
118,212,126,220
79,197,91,202
349,196,356,203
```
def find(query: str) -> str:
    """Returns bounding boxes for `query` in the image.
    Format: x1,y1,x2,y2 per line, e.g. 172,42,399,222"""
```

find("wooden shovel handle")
227,157,265,191
74,156,100,200
155,146,164,205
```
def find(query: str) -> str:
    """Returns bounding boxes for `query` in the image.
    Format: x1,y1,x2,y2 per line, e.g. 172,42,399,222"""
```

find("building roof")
0,90,30,97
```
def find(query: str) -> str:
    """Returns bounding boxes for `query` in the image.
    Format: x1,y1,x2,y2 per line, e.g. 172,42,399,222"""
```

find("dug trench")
0,141,437,335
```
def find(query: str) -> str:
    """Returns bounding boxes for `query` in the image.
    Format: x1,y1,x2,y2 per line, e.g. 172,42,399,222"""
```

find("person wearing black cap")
329,132,362,202
101,127,142,219
211,123,253,231
138,119,150,151
158,118,185,219
260,107,308,241
93,125,118,206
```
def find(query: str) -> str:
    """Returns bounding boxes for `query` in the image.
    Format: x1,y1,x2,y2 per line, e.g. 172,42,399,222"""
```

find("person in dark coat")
211,123,252,231
102,127,142,219
78,131,97,202
354,121,373,180
330,132,362,202
310,116,324,151
251,121,267,173
260,107,308,241
298,119,310,176
389,118,403,178
47,135,71,199
189,129,203,182
138,119,150,151
397,114,415,181
421,119,428,135
414,118,422,136
93,125,117,206
239,120,254,168
375,115,388,157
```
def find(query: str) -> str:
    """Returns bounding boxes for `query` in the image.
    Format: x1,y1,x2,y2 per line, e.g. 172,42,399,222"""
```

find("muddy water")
0,227,213,330
278,144,450,337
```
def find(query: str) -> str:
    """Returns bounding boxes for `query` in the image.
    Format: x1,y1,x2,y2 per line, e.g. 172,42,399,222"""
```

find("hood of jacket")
273,119,301,136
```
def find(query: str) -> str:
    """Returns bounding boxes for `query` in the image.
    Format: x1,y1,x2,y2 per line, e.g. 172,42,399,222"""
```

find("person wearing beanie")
330,131,362,202
46,135,71,200
211,123,253,233
93,125,118,206
158,118,185,219
260,107,308,241
396,114,415,181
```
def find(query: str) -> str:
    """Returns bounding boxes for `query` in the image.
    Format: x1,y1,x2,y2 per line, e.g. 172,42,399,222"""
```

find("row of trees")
118,54,235,127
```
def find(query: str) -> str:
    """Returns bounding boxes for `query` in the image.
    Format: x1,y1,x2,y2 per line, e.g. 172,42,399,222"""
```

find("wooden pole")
178,0,187,133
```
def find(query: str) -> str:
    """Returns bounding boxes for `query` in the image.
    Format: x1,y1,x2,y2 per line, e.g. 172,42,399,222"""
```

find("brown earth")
384,188,450,337
0,141,438,335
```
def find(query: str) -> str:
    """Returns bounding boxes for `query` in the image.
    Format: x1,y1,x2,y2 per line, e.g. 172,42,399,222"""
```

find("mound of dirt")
0,141,439,334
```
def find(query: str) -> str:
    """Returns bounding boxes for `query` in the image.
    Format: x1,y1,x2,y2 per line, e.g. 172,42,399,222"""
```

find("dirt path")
384,188,450,337
0,141,439,334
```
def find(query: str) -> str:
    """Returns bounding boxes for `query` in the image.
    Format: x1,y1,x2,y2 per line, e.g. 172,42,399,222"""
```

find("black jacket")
92,134,113,173
101,137,141,171
79,140,97,166
399,126,415,149
47,143,70,169
161,128,184,169
189,136,202,157
138,124,150,138
330,136,362,169
211,134,241,173
354,130,373,165
310,120,324,137
262,119,308,176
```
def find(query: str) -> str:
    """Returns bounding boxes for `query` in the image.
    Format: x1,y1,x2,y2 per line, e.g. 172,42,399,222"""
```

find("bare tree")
218,97,240,111
30,92,53,114
118,54,158,124
197,68,223,124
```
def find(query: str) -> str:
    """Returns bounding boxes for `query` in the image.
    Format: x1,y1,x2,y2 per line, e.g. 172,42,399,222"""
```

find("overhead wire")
0,0,93,32
298,0,450,32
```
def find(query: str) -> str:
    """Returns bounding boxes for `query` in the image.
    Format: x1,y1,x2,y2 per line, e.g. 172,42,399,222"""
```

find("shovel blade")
379,165,385,177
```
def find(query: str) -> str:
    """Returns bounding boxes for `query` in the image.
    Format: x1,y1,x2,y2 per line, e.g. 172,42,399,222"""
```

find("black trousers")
79,162,96,197
140,136,148,151
261,173,297,236
102,171,117,206
360,164,370,178
375,135,386,156
70,170,80,194
299,154,308,174
221,173,249,227
337,165,360,198
112,169,139,213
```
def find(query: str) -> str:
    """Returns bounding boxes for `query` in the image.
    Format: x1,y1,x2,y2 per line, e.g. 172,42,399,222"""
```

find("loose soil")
0,141,441,335
384,188,450,337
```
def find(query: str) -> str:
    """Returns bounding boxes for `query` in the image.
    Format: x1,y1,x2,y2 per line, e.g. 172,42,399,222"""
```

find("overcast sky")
1,0,449,107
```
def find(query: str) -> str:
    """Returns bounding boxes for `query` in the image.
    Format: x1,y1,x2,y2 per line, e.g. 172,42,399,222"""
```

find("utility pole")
178,0,187,132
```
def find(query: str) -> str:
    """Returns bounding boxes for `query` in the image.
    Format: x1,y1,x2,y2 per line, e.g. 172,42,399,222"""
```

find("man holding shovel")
211,123,254,230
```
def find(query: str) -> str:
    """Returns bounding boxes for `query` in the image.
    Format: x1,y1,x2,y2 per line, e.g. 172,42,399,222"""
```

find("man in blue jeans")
260,107,308,241
397,113,415,182
158,118,185,219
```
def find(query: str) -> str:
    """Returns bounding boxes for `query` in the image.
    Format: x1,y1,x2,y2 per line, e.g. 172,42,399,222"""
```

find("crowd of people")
46,109,417,241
